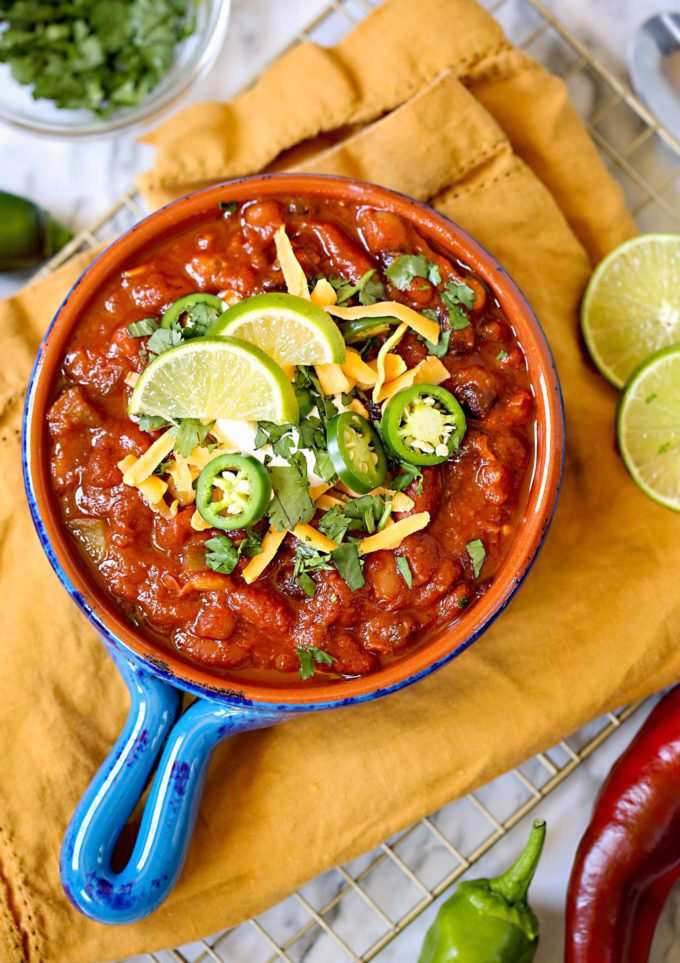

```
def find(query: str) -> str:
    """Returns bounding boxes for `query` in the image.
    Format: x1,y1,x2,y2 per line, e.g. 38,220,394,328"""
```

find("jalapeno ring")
381,384,466,466
326,412,387,494
195,454,272,530
161,293,225,330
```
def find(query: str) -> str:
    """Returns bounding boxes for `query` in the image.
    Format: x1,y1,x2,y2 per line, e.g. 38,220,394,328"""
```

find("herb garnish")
423,315,450,359
296,644,337,680
496,349,509,362
390,462,424,493
0,0,197,116
137,413,170,433
219,201,238,215
205,532,262,575
128,318,159,338
170,418,214,458
331,542,365,590
386,254,441,290
146,324,183,358
466,538,487,578
318,495,391,544
442,280,476,330
396,556,413,588
267,465,315,532
292,544,332,598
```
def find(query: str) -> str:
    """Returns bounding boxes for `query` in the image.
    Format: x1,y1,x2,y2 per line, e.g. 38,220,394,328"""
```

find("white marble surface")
3,1,679,961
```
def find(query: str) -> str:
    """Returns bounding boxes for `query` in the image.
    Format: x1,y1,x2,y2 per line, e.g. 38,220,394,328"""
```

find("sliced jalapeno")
381,384,466,466
327,412,387,494
340,317,399,344
161,293,225,330
196,454,271,530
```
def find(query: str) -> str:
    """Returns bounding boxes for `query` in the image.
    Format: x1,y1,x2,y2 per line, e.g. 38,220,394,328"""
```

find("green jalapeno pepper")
161,293,225,330
327,411,387,494
340,316,399,344
196,454,271,530
381,384,466,466
419,819,546,963
0,189,72,271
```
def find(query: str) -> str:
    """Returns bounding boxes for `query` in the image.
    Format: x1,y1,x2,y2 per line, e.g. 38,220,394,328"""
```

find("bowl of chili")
23,173,564,924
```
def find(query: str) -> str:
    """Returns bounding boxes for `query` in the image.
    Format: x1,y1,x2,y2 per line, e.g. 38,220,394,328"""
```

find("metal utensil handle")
60,648,286,924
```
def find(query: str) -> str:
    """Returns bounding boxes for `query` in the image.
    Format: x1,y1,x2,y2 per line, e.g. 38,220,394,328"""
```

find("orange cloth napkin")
3,1,677,961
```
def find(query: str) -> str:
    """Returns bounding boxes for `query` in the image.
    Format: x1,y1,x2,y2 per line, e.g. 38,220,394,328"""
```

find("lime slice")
581,234,680,388
129,337,299,424
617,344,680,511
210,292,346,366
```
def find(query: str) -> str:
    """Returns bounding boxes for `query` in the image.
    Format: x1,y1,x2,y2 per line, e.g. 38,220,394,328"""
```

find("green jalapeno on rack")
381,384,466,466
327,412,387,494
161,293,226,330
0,189,72,271
195,454,272,530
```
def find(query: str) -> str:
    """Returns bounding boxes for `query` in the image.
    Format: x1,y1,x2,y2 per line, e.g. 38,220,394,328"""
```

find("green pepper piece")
161,293,226,330
327,411,387,494
0,189,72,271
418,819,546,963
381,384,466,467
195,454,272,530
340,316,400,344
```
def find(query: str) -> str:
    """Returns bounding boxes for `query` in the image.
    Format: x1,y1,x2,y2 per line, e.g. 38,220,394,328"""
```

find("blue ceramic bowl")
23,174,565,924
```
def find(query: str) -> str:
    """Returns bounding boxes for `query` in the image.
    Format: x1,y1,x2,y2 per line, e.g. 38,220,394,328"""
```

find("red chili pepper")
565,687,680,963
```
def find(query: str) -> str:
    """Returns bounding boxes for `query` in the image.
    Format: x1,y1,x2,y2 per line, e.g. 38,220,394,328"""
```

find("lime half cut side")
581,234,680,388
210,292,346,366
617,344,680,512
129,337,299,424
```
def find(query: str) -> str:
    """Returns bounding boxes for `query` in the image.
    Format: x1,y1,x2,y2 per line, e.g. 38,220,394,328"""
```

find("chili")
195,454,271,530
327,411,387,494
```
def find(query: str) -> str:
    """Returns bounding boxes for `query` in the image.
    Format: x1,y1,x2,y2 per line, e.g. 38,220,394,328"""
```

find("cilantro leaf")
496,350,509,362
396,556,412,588
219,201,238,214
137,414,170,433
333,269,386,306
267,465,315,532
442,280,476,331
343,494,389,534
424,320,450,359
466,538,487,578
386,254,441,291
204,534,240,574
296,644,337,680
331,542,365,590
127,318,159,338
170,418,213,458
146,323,183,357
389,463,423,493
318,506,350,543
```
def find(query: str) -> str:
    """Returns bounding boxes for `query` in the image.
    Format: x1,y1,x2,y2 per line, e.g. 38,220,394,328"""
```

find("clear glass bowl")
0,0,232,137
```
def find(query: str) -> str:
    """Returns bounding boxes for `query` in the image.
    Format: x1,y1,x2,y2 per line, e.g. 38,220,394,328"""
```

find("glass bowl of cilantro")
0,0,231,136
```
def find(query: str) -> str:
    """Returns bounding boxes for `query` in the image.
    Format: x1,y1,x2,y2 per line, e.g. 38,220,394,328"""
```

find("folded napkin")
4,1,676,960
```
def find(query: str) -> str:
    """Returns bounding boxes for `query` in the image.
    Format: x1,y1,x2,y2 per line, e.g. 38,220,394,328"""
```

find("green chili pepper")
195,454,272,530
381,384,466,467
161,293,226,330
418,819,546,963
0,189,72,271
339,316,399,344
327,411,387,494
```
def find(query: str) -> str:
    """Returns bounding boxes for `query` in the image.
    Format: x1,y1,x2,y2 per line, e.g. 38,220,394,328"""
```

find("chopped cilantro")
292,544,333,598
424,322,450,359
296,644,337,680
170,418,213,458
205,531,262,575
332,269,386,306
390,463,423,493
343,494,390,534
127,318,159,338
386,254,441,290
0,0,197,116
219,201,238,214
466,538,487,578
182,301,220,337
396,556,412,588
457,595,470,609
496,349,509,362
267,465,315,532
137,414,170,433
442,280,476,330
318,506,350,543
146,324,183,357
331,542,365,590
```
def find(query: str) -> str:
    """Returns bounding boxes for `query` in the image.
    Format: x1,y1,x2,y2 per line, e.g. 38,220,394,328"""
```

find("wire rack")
30,0,680,960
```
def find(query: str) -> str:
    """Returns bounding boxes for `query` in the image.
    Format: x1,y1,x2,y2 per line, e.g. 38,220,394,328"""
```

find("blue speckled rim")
22,173,565,715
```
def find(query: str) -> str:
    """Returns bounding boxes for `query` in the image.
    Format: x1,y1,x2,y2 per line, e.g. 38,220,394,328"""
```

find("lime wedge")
129,337,299,424
581,234,680,388
617,344,680,511
210,292,346,366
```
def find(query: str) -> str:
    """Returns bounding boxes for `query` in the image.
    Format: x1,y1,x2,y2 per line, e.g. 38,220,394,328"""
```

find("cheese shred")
274,224,310,300
326,301,440,343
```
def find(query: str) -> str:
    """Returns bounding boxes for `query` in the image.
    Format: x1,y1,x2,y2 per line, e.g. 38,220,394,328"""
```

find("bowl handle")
60,647,288,924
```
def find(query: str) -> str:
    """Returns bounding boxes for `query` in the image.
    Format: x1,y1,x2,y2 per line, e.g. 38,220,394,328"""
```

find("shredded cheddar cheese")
120,431,175,486
359,512,430,554
315,492,346,510
190,509,212,532
375,354,449,403
368,353,406,382
315,362,354,396
340,348,378,387
310,278,337,308
372,322,408,403
242,527,288,584
124,371,140,388
326,301,440,344
369,487,415,513
274,224,310,300
292,524,337,553
348,397,370,418
309,483,331,502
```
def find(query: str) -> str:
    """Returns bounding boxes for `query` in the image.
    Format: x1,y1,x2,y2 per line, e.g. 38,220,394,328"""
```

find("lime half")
210,292,346,366
617,344,680,511
129,337,299,424
582,234,680,388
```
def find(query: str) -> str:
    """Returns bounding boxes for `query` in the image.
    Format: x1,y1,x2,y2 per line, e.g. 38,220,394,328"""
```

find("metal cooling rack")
30,0,679,959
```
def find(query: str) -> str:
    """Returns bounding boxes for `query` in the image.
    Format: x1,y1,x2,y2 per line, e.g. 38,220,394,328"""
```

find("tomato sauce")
47,195,535,684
